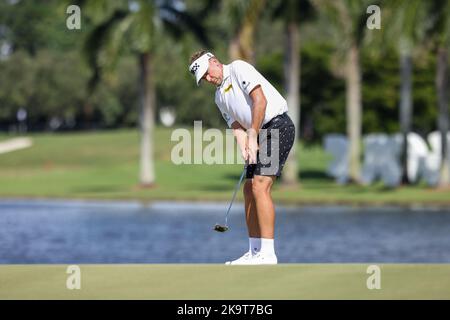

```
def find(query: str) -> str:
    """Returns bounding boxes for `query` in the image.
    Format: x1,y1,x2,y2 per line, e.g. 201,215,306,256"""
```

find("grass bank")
0,128,449,206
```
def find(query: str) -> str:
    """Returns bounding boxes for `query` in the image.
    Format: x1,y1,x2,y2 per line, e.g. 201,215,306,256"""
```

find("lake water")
1,199,450,263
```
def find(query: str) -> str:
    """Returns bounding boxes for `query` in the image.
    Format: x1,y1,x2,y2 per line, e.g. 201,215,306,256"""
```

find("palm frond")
428,0,450,47
127,0,155,53
160,4,210,46
198,0,220,17
83,9,128,93
223,0,253,34
69,0,127,23
271,0,315,24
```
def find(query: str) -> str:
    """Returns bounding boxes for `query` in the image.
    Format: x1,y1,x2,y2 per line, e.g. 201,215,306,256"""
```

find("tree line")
0,0,448,186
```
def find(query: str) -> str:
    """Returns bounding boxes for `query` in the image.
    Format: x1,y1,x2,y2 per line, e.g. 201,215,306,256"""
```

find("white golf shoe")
251,252,278,265
225,251,278,265
225,251,253,265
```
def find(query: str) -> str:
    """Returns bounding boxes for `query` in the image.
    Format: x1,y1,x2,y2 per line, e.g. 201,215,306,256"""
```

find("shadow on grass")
199,169,403,195
218,169,336,191
71,185,125,193
327,183,399,194
299,170,333,182
198,185,240,192
224,169,333,182
223,172,243,181
193,171,246,192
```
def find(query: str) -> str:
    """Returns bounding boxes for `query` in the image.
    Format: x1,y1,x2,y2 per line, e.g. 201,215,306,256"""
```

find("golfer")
189,50,295,265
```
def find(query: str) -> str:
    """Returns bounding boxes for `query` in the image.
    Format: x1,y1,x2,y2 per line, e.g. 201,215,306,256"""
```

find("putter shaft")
223,165,247,227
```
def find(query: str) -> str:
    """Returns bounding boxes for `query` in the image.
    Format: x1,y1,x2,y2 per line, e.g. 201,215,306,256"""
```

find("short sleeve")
232,60,262,96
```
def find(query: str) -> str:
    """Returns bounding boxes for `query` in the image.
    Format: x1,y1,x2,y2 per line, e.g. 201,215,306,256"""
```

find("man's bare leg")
251,175,276,239
243,179,260,238
224,179,260,265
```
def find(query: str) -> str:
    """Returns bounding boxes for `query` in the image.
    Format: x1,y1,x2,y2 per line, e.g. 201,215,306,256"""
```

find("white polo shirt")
214,60,288,129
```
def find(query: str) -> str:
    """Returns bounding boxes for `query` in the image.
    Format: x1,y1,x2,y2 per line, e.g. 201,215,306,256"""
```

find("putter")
214,163,248,232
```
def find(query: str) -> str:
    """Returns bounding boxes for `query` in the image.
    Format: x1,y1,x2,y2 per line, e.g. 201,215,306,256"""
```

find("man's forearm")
231,121,248,158
249,99,266,136
233,127,247,149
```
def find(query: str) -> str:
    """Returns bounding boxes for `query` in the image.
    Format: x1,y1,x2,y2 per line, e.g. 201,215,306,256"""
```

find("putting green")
0,264,449,299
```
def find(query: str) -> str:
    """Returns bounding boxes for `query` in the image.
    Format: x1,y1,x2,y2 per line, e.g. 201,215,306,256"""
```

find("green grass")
0,128,449,205
1,264,449,299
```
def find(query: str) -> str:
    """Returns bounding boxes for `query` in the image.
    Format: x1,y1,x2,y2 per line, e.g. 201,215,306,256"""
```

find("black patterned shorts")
246,112,296,179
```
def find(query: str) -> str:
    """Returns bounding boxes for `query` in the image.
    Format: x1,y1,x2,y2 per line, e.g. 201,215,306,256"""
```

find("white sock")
260,238,275,255
249,237,261,254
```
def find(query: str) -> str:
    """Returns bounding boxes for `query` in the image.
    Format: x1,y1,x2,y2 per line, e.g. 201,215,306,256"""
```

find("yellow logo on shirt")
224,84,233,93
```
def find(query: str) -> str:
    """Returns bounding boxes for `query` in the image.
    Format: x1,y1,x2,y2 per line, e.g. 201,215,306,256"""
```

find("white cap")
189,52,214,86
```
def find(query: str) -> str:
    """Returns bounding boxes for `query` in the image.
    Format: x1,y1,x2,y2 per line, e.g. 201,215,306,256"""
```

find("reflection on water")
1,199,450,263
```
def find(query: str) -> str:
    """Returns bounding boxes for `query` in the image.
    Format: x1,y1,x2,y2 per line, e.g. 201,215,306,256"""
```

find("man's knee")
251,175,274,197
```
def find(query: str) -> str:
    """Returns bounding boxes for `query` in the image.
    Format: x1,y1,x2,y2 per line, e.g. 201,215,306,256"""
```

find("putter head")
214,224,229,232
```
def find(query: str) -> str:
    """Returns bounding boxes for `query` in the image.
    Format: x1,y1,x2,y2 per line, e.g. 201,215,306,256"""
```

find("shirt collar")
218,64,230,89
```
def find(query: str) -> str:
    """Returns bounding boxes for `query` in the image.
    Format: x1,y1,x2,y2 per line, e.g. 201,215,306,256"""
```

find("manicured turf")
0,128,449,205
0,264,449,299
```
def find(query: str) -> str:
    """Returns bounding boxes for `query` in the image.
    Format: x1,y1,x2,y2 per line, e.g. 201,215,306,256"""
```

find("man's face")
202,58,223,86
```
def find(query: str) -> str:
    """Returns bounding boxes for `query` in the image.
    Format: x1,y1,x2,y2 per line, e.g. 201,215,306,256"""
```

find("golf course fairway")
0,264,449,299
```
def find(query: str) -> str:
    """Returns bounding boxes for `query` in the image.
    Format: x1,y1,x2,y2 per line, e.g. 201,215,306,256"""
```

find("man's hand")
231,121,249,162
241,141,249,162
247,128,258,164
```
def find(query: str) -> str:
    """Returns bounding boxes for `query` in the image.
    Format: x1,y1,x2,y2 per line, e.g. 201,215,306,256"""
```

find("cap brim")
189,52,214,86
195,64,208,86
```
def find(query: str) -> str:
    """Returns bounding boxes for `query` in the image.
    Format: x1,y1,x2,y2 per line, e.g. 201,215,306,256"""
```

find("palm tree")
224,0,266,63
381,1,449,186
383,0,428,184
270,0,314,185
77,0,208,186
312,0,376,183
435,45,449,187
429,0,450,187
